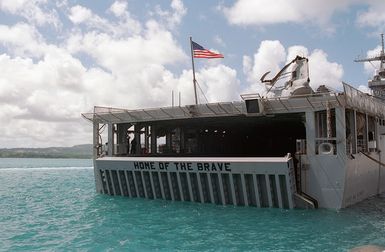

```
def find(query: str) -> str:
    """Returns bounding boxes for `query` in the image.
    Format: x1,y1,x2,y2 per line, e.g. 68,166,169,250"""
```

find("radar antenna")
355,34,385,99
355,33,385,70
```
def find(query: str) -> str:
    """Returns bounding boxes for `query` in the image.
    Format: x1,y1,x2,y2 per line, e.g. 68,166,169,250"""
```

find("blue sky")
0,0,384,148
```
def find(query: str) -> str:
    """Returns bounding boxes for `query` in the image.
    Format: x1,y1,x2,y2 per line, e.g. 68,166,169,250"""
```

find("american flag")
192,41,224,59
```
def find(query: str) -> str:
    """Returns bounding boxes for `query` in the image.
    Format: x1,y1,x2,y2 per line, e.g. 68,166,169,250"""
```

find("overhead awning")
82,102,246,124
82,83,385,124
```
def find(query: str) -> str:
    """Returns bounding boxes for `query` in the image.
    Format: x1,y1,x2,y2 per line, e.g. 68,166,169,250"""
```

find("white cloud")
0,53,91,147
0,0,60,27
69,5,92,24
153,0,187,30
286,46,309,62
0,0,352,149
63,0,192,109
213,35,226,47
169,0,186,27
197,65,240,103
0,23,46,58
109,1,127,17
0,50,88,117
307,49,344,91
242,55,252,76
222,0,354,32
0,0,354,149
69,20,187,76
68,4,142,36
356,1,385,29
222,0,385,33
362,45,382,76
68,5,111,31
0,33,235,149
243,40,344,95
0,118,90,148
0,1,244,148
158,65,240,106
357,85,372,94
244,40,286,85
223,0,301,25
0,0,27,13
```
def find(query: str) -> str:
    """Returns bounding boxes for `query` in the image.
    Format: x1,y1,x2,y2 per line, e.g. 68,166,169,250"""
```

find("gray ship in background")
355,34,385,99
83,36,385,209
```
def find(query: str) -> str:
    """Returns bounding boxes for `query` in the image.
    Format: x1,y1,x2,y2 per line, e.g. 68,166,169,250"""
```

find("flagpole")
190,36,198,105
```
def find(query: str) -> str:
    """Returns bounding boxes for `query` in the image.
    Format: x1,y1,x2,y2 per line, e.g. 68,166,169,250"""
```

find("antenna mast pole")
190,37,198,105
381,33,384,69
354,34,385,66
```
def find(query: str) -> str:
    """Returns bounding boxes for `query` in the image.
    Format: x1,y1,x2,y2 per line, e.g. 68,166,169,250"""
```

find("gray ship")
82,37,385,209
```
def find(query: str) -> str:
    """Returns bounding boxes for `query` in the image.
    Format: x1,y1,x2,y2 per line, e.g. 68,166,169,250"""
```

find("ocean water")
0,158,384,251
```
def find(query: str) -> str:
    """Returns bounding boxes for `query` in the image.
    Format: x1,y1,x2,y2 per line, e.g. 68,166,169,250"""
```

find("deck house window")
356,112,367,153
345,109,356,154
367,115,376,152
315,109,336,155
345,110,375,154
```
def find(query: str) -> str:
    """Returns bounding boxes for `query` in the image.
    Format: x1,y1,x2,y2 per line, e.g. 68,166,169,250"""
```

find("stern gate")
95,156,297,209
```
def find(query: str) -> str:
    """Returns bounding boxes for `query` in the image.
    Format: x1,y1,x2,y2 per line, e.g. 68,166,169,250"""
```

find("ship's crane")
261,55,313,97
261,56,305,85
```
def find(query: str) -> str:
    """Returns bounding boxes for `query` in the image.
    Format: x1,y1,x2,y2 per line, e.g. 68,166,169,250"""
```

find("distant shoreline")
0,156,92,159
0,144,92,159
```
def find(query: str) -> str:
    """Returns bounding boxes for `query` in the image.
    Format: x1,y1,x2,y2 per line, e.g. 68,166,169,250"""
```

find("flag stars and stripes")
192,41,224,59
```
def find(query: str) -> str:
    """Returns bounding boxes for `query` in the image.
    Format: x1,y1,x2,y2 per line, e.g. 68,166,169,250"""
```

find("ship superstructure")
83,49,385,209
355,34,385,99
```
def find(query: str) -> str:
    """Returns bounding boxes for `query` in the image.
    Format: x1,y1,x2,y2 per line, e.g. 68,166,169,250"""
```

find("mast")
355,34,385,99
189,37,198,105
354,34,385,67
380,33,385,69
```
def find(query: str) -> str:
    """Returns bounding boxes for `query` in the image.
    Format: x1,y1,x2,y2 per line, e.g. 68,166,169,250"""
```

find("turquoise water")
0,158,384,251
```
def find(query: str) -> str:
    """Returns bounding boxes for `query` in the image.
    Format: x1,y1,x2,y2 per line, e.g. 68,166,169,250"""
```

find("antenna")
355,33,385,99
381,33,384,69
172,90,174,107
354,34,385,70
